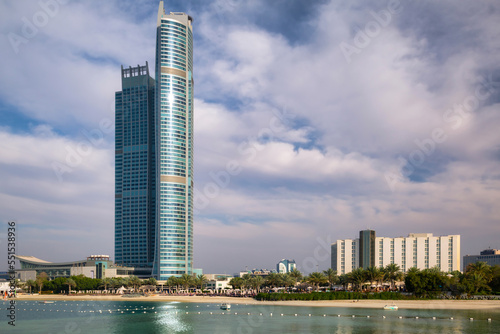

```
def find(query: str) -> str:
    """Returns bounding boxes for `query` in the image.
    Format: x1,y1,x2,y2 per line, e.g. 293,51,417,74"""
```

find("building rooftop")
480,249,500,255
407,233,434,238
15,255,51,263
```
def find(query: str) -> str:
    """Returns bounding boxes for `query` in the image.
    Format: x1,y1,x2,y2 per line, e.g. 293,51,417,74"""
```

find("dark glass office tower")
115,63,156,272
359,229,376,269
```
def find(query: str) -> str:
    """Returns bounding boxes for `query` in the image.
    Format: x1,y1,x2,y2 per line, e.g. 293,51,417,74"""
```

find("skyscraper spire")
157,1,164,27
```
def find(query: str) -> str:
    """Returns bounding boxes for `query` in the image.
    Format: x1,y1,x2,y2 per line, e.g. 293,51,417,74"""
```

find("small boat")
220,303,231,310
383,304,398,310
38,301,55,304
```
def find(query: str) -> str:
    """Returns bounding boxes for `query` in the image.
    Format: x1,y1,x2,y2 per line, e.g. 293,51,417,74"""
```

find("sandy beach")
13,294,500,310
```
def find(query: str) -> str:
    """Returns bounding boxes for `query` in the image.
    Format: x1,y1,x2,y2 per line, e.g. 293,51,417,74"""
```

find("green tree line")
19,274,159,294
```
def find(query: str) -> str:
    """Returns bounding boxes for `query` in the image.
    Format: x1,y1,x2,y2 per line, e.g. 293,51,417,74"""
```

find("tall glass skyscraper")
115,64,156,272
154,1,194,280
115,1,194,280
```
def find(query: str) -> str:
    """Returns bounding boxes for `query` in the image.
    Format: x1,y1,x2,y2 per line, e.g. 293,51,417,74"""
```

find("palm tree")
179,274,193,292
384,263,403,290
36,272,48,293
323,268,338,290
196,275,208,291
465,262,493,294
307,272,328,291
128,276,142,292
147,277,158,287
289,268,303,285
265,273,282,289
64,278,76,294
461,272,491,295
120,277,130,289
110,278,122,292
166,276,179,293
229,277,243,290
348,268,366,292
365,267,384,288
241,274,252,290
100,277,112,292
282,274,296,290
26,279,36,294
466,262,493,280
338,274,349,290
250,276,264,293
489,265,500,293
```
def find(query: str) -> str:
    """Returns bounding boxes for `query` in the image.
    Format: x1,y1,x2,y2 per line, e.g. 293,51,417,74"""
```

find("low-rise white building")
206,277,232,291
14,255,134,281
332,232,460,274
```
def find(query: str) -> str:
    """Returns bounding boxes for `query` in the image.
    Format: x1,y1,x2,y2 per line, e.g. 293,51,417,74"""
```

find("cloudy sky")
0,0,499,274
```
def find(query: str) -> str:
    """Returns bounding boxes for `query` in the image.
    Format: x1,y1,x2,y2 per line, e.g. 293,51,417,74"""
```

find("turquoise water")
1,300,499,333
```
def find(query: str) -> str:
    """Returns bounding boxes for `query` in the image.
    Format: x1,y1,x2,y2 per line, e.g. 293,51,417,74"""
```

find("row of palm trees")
338,264,404,292
226,268,337,292
228,269,307,292
226,264,405,293
20,274,159,294
164,274,208,292
23,273,209,294
99,276,155,291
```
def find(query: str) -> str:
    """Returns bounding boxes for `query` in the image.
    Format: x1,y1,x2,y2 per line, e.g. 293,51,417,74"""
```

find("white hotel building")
331,232,461,275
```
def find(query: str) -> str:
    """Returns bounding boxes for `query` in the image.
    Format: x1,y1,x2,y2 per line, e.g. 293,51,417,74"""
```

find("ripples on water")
1,300,499,333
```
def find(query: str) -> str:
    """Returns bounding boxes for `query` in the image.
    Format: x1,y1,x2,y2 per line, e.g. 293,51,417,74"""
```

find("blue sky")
0,0,499,274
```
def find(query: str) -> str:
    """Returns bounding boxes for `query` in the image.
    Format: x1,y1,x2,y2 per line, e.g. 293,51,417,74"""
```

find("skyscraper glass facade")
359,229,376,269
115,64,156,270
154,2,194,280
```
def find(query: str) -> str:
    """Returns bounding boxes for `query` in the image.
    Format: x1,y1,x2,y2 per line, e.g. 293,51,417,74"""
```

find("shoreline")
12,294,500,310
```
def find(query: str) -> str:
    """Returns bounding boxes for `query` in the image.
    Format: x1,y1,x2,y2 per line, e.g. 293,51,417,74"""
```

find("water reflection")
155,304,190,332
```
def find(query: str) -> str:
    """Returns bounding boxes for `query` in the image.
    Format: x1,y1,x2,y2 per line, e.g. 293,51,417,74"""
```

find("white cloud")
0,0,154,129
0,127,114,263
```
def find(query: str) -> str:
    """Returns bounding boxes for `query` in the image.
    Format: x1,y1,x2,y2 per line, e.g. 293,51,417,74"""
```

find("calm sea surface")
1,300,500,333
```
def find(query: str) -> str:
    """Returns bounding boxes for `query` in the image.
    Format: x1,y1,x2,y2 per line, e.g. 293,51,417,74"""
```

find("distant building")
481,249,500,255
239,269,276,278
206,276,233,291
463,249,500,271
192,268,203,276
332,232,461,274
15,255,135,281
204,274,233,281
331,238,359,274
359,230,376,269
277,259,297,274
